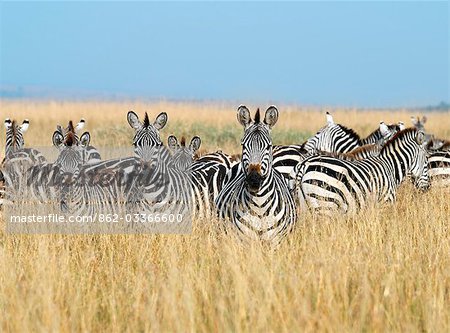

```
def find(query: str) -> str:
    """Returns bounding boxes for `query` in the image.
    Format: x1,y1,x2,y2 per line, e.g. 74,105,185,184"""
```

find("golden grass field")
1,100,449,332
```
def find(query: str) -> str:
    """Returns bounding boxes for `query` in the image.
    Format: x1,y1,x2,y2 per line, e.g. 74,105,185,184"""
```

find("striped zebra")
291,128,431,214
273,119,399,180
55,111,184,219
411,115,427,131
166,135,221,217
303,112,400,154
1,119,46,205
167,135,201,171
215,106,297,244
193,150,240,206
128,111,168,160
55,119,101,163
410,115,450,187
26,125,95,205
426,137,450,188
427,151,450,188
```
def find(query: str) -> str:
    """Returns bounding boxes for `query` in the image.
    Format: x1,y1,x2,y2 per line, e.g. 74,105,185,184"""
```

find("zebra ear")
190,136,201,152
127,111,141,129
76,119,85,131
52,131,64,148
4,118,12,129
422,116,427,124
264,106,279,128
80,132,91,147
410,116,418,127
398,121,405,131
237,105,252,128
154,112,168,130
19,120,29,133
168,135,178,150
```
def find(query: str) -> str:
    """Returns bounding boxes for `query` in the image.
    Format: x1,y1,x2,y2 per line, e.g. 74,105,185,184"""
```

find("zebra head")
52,129,91,175
127,111,168,161
406,130,431,191
55,119,86,144
4,118,29,155
411,116,427,131
168,135,201,171
237,105,278,194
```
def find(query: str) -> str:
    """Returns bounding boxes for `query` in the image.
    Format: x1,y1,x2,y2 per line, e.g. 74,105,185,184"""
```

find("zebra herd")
1,107,449,243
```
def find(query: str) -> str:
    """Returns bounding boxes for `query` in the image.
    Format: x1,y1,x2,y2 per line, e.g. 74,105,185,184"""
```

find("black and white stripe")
273,116,400,180
1,119,46,205
215,106,297,244
127,111,168,161
291,128,431,214
55,119,101,164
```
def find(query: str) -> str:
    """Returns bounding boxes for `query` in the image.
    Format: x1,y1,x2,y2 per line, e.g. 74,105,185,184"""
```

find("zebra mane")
180,136,186,147
381,128,417,152
9,120,17,136
336,124,362,144
143,112,150,127
7,120,18,149
65,131,76,147
254,109,261,123
317,144,379,161
67,120,75,133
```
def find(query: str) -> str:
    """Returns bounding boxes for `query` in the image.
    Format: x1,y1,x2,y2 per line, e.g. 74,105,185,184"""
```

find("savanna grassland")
1,100,449,332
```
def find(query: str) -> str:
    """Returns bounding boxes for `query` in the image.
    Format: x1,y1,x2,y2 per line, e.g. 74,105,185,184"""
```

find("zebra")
290,128,431,214
190,150,240,213
54,111,179,219
411,115,427,131
26,125,94,206
410,115,450,187
303,112,400,154
54,119,101,163
1,119,47,205
127,111,168,160
273,118,399,180
427,150,450,188
167,135,201,171
215,105,297,244
2,118,47,165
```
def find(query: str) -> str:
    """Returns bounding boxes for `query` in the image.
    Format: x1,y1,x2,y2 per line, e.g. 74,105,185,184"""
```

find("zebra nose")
246,168,263,193
248,163,262,175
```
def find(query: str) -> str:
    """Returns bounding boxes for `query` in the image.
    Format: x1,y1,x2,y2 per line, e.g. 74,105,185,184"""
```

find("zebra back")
292,128,431,214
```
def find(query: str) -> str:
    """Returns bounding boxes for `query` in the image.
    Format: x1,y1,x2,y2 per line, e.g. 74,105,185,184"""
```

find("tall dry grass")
0,100,449,332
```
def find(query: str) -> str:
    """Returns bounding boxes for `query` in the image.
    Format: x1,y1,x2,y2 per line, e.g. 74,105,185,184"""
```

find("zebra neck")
379,142,410,185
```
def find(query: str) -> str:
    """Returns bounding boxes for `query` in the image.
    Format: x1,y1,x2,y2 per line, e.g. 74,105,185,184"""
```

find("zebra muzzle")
246,169,263,193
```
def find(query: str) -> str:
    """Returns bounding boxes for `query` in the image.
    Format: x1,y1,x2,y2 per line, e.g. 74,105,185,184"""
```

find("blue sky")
0,1,448,107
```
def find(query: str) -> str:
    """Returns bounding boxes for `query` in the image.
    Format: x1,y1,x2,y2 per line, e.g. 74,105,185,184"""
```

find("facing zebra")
54,119,101,163
167,135,201,171
215,106,297,244
291,128,431,214
128,111,168,161
26,123,94,206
